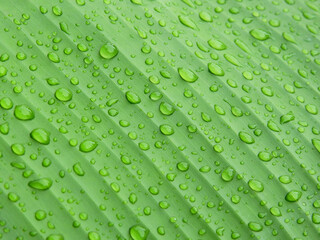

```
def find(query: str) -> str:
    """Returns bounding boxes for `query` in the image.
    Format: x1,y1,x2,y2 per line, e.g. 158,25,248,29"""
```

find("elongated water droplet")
28,178,52,190
267,120,281,132
208,63,224,76
73,162,85,176
312,139,320,153
46,234,64,240
285,190,302,202
199,11,212,22
250,29,270,41
178,67,198,83
248,222,263,232
239,131,255,144
224,54,241,66
178,15,197,29
208,38,226,50
280,111,295,124
59,21,69,34
79,139,98,153
126,91,141,104
47,52,60,63
30,128,50,145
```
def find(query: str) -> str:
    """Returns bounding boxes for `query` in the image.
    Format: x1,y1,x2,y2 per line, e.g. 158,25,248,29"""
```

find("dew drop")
14,105,35,120
55,88,73,102
178,67,198,83
99,43,118,59
30,128,50,145
79,139,98,153
28,178,53,190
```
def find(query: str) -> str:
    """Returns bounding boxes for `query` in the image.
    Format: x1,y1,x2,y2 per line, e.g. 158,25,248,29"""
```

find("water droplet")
285,190,302,202
270,207,282,217
267,120,281,132
280,111,295,124
159,102,175,115
248,222,263,232
129,225,149,240
178,15,197,29
55,88,73,102
130,0,142,5
221,167,235,182
99,43,118,59
238,131,255,144
0,97,13,110
28,178,52,190
305,104,318,115
14,105,35,120
46,234,64,240
11,143,25,156
47,52,60,63
159,124,174,135
199,11,212,22
125,91,141,104
224,54,241,66
250,29,270,41
279,175,292,184
59,22,69,34
88,231,101,240
248,179,264,192
258,151,273,162
35,210,47,221
178,67,198,83
312,139,320,153
30,128,50,145
312,213,320,224
177,162,189,172
0,65,8,77
79,139,98,153
8,192,20,202
208,63,225,76
208,38,227,50
73,162,85,176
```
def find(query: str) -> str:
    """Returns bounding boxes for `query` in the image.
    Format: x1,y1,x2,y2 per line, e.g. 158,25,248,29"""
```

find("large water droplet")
55,88,72,102
250,29,270,41
14,105,35,120
79,139,98,153
285,190,302,202
208,63,224,76
99,43,118,59
125,91,141,104
28,178,52,190
248,179,264,192
239,131,255,144
178,67,198,83
30,128,50,145
159,124,174,135
129,225,149,240
159,102,175,116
